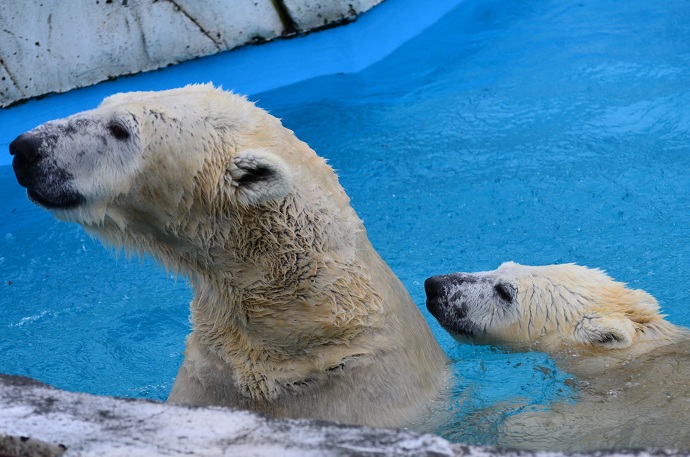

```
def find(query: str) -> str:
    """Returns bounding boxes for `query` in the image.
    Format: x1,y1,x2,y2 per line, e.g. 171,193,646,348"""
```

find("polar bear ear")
575,314,634,350
226,149,293,206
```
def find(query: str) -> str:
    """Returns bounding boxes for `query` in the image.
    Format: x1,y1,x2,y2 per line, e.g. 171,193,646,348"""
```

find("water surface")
2,0,690,447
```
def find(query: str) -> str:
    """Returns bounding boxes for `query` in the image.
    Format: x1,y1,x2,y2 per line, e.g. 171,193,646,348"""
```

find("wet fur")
426,262,680,352
12,84,448,427
426,262,690,450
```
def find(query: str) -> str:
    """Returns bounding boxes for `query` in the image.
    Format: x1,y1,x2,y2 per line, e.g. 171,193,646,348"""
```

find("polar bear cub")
425,261,690,451
425,261,684,353
9,84,448,428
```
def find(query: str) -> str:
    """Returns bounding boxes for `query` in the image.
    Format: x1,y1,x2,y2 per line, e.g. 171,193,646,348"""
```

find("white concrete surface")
0,0,382,107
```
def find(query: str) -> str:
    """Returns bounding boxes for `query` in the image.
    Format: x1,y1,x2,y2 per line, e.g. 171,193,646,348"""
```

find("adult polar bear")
425,262,690,451
10,84,447,427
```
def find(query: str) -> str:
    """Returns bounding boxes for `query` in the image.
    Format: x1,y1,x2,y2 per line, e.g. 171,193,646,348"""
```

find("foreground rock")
0,374,688,457
0,373,451,457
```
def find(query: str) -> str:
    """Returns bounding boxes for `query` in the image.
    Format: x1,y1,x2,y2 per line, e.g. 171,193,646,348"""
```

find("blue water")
3,0,690,446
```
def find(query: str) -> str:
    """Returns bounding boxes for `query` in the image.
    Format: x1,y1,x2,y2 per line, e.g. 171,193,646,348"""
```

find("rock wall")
0,0,383,108
0,374,686,457
0,373,455,457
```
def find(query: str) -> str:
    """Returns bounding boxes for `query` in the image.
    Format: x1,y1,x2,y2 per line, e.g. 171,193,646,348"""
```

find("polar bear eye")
494,283,515,302
108,122,130,141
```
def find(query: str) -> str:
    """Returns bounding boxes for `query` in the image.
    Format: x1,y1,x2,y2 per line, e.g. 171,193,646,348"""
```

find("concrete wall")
0,0,383,108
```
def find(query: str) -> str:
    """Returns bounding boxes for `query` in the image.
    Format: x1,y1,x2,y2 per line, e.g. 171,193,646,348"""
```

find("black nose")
425,276,446,318
10,133,43,187
10,133,42,174
424,276,445,302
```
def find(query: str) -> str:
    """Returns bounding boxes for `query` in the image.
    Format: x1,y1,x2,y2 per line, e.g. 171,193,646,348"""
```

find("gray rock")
0,0,382,107
0,373,454,456
0,373,687,457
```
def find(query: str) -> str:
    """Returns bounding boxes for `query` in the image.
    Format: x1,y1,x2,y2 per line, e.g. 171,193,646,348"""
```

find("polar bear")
9,84,448,428
425,262,690,451
424,261,684,353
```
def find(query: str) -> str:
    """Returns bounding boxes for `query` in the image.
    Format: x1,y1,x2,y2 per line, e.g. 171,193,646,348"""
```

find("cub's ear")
574,314,634,350
226,149,293,206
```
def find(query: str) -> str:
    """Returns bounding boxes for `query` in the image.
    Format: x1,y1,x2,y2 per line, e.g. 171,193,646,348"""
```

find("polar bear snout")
425,274,478,338
425,274,479,314
10,132,84,210
424,275,445,315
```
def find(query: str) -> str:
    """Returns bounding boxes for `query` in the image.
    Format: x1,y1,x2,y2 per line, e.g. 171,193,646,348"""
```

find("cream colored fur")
449,262,679,353
426,262,690,450
20,84,448,427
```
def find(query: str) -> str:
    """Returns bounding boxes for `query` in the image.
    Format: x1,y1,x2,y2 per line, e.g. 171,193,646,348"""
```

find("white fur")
427,261,680,352
426,262,690,450
18,84,448,428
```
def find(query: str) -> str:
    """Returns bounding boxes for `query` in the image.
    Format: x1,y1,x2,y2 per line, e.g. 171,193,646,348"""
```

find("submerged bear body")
425,262,690,451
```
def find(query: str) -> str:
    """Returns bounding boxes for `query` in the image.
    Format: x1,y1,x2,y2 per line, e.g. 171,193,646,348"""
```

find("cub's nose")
425,275,447,318
424,275,444,303
10,133,42,186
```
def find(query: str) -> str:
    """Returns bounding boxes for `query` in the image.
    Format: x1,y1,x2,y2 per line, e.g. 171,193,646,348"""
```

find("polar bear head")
9,84,359,270
10,84,298,223
425,262,675,352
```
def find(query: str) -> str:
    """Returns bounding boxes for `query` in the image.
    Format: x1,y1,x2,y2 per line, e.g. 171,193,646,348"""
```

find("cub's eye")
108,122,129,141
494,283,515,302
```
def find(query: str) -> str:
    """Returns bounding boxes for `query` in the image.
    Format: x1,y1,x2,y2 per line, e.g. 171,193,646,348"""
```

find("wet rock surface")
0,373,687,457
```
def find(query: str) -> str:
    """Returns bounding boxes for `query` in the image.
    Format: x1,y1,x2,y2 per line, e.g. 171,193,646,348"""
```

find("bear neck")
92,169,389,401
180,197,385,401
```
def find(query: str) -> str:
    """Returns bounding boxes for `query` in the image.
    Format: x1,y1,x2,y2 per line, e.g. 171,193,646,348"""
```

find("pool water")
2,0,690,447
